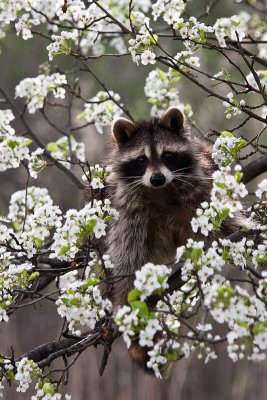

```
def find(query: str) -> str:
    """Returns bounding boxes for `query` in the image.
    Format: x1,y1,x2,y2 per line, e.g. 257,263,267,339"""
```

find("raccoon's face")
110,108,197,190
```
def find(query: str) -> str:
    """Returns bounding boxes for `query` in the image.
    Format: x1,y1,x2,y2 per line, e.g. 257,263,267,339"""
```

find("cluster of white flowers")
147,340,168,378
8,355,71,399
191,203,217,237
134,263,171,301
115,305,139,348
0,108,46,176
86,252,113,273
212,165,248,213
177,240,225,283
28,148,45,179
57,274,112,335
32,382,72,400
30,0,63,21
7,186,62,257
46,136,85,169
0,0,153,60
8,187,53,230
52,199,118,260
0,109,32,172
82,164,112,189
57,1,98,29
191,165,247,237
20,203,62,257
144,68,188,117
220,238,253,269
139,318,162,347
77,91,123,134
69,3,146,57
0,255,35,322
251,241,267,267
173,16,213,41
152,0,186,25
47,30,79,60
212,131,247,167
15,358,41,393
0,108,15,135
128,32,157,66
15,73,67,113
14,12,38,40
223,92,246,119
214,11,250,47
0,0,34,38
204,279,267,362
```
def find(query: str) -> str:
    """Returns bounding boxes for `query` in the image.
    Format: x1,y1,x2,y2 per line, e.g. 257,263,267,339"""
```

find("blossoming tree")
0,0,267,398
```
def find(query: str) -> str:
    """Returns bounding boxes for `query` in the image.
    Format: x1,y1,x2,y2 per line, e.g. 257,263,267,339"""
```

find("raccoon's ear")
112,118,136,145
159,107,186,134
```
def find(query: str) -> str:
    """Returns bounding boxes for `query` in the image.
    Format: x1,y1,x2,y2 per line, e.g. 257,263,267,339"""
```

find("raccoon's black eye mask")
162,151,193,173
120,156,148,178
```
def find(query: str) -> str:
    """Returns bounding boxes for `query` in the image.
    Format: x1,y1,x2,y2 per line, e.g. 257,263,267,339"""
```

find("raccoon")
106,107,240,307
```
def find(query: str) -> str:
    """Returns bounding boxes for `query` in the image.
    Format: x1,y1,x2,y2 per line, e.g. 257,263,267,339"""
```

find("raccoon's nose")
150,172,166,187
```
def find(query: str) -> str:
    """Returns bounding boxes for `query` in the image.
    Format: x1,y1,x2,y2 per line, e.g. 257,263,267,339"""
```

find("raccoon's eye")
162,152,174,161
136,156,147,165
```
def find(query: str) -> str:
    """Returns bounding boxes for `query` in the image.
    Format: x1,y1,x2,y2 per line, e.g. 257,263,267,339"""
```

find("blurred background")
1,0,267,398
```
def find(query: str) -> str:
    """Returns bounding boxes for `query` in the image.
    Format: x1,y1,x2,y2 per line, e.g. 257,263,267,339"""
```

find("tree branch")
243,153,267,184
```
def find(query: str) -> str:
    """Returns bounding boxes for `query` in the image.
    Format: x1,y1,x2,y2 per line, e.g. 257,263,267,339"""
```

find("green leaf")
46,142,59,152
252,322,265,335
222,250,230,261
222,68,231,80
157,68,166,81
219,208,230,220
234,171,243,183
233,139,247,153
167,350,177,362
60,39,70,52
236,320,249,329
215,182,227,189
128,289,141,303
106,101,114,113
7,139,19,149
80,277,100,290
58,244,70,257
29,271,40,281
43,382,55,395
184,103,192,116
191,247,203,262
79,219,97,241
131,300,149,318
221,131,233,138
171,70,181,78
76,110,89,120
148,34,158,45
23,139,33,147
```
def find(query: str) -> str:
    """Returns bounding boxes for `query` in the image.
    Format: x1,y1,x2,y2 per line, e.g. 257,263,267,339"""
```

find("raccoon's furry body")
106,108,241,306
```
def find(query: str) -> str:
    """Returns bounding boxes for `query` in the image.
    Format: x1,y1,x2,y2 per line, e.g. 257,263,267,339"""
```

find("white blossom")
141,50,156,65
46,135,85,169
152,0,186,25
134,263,171,301
52,200,118,260
77,91,123,134
214,12,250,47
15,358,41,393
15,73,67,113
144,68,191,117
